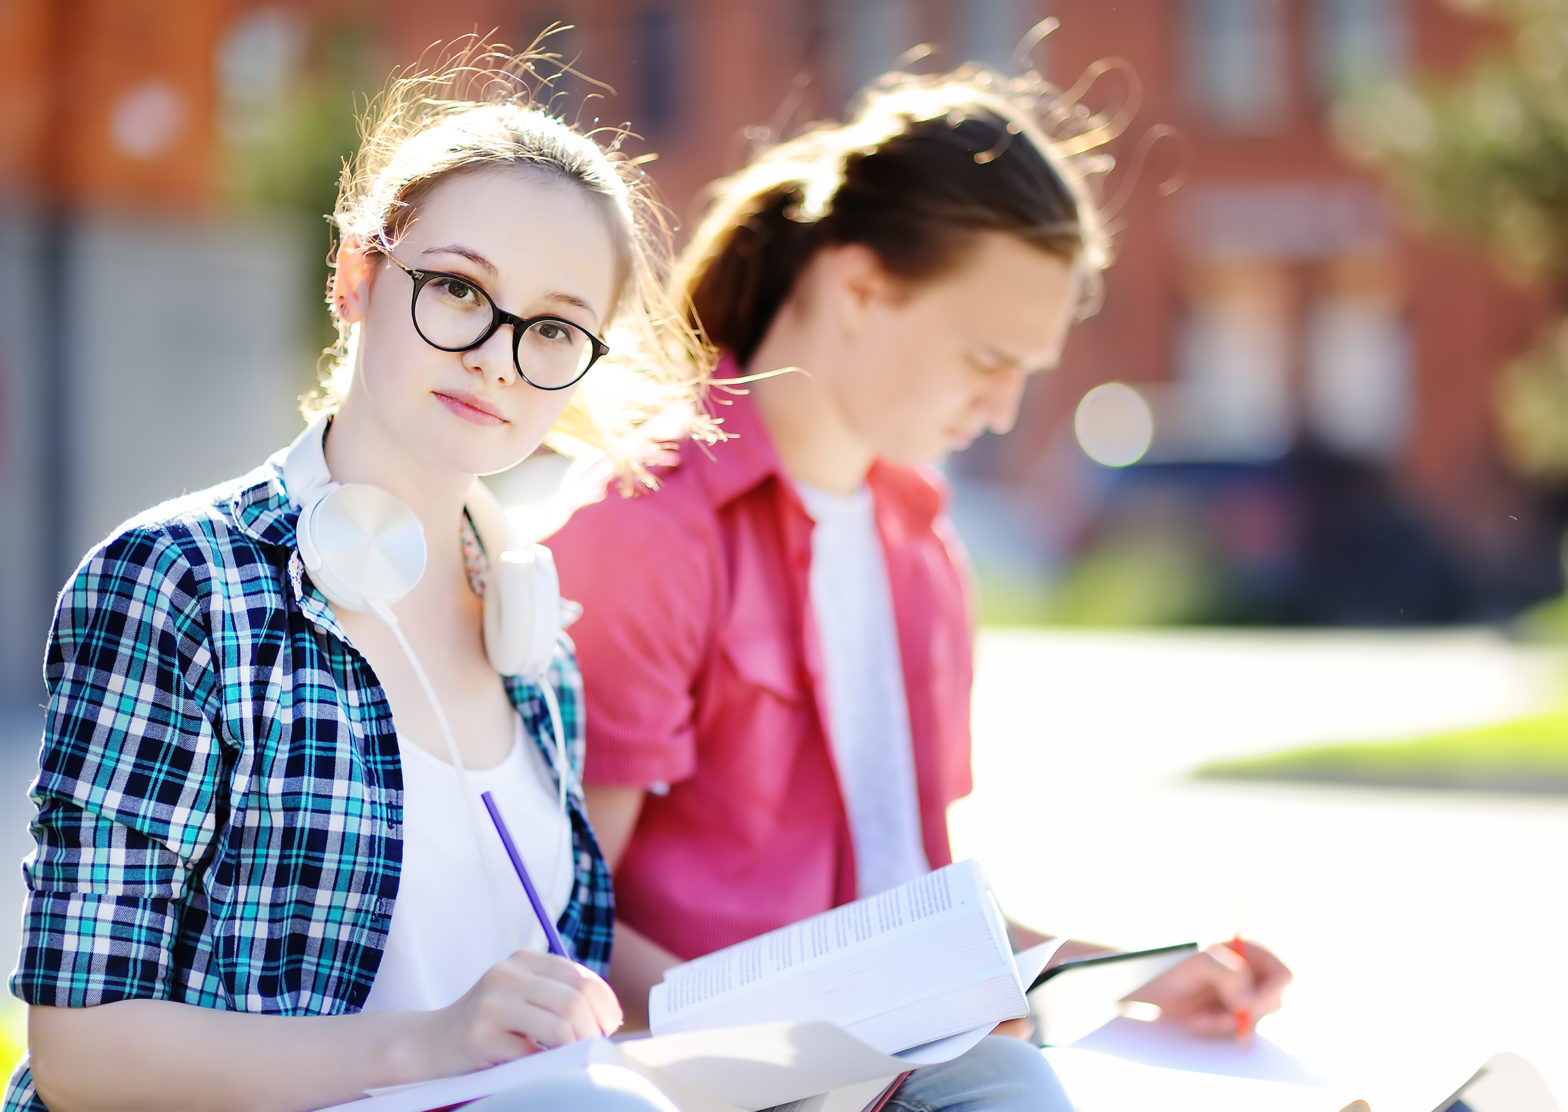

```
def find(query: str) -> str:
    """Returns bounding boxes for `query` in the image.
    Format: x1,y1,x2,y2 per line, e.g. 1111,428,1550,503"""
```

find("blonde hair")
306,34,714,483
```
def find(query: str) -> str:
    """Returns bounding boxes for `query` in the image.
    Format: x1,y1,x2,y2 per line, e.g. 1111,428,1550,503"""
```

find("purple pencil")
480,789,569,959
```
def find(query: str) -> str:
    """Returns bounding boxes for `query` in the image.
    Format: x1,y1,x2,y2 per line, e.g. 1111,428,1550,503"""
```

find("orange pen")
1228,934,1253,1048
1228,847,1253,1048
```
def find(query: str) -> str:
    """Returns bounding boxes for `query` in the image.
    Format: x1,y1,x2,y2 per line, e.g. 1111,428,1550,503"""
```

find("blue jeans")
885,1036,1074,1112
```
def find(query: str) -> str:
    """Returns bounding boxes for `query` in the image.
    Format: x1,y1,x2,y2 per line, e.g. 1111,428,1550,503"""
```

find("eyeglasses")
381,253,610,391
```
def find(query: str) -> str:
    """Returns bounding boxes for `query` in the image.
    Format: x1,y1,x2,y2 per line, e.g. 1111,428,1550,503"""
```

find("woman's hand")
1126,939,1291,1038
414,950,624,1078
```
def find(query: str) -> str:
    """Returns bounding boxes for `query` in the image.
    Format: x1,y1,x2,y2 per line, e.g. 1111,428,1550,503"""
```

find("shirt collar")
228,447,300,549
693,356,948,526
690,359,790,509
224,439,355,644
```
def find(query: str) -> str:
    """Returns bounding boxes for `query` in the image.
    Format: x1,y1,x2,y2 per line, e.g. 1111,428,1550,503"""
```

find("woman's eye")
533,321,571,343
432,276,481,304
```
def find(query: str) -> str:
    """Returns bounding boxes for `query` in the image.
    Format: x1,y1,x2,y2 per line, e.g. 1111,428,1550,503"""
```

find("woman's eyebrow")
421,243,497,275
421,244,600,320
539,290,599,318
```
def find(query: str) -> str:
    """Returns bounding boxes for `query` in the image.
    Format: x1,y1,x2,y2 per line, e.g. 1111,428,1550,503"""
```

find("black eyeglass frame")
380,252,610,391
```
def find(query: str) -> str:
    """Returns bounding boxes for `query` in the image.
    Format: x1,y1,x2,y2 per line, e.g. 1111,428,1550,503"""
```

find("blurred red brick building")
1,0,1559,628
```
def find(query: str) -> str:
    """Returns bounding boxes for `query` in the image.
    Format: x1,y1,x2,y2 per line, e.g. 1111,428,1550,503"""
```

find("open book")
318,861,1060,1112
649,859,1026,1053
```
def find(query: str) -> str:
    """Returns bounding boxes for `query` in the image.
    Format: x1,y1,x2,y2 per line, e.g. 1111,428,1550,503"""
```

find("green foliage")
1194,701,1568,791
974,570,1058,627
1516,569,1568,639
1499,320,1568,478
1342,0,1568,275
976,532,1228,628
219,20,376,374
1040,534,1226,626
1341,0,1568,480
221,23,371,216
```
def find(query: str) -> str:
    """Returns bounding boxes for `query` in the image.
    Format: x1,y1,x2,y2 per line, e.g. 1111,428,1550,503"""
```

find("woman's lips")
435,390,505,426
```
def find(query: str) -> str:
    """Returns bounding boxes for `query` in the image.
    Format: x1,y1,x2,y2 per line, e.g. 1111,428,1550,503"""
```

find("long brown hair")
676,67,1111,368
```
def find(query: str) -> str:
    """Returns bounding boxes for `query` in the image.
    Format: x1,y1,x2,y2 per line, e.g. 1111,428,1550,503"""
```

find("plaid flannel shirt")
4,452,613,1111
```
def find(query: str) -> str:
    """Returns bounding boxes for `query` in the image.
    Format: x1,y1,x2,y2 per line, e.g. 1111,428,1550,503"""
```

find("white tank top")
361,717,575,1012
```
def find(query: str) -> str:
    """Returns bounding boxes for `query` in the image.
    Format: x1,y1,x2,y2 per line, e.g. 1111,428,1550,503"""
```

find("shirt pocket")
699,628,814,831
719,627,805,704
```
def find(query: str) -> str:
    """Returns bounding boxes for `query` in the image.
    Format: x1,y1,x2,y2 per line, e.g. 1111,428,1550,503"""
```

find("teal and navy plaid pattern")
4,454,612,1111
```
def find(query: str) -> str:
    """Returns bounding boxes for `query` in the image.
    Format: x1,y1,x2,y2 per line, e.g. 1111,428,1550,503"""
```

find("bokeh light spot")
111,82,186,160
1074,382,1154,467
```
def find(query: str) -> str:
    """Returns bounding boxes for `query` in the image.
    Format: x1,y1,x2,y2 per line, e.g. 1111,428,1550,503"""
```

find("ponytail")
681,182,823,367
674,67,1109,369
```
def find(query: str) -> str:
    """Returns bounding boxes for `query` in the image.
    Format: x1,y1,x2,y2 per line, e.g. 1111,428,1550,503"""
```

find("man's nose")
983,367,1028,435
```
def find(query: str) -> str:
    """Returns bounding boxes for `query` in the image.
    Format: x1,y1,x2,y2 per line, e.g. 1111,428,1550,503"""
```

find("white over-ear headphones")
282,415,563,680
281,415,573,951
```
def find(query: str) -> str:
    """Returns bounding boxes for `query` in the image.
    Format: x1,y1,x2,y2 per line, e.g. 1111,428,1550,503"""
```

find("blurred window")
838,0,912,97
1183,0,1287,132
1315,0,1406,102
1175,261,1293,460
1305,294,1411,462
958,0,1033,70
1183,183,1392,259
217,8,304,148
634,8,683,136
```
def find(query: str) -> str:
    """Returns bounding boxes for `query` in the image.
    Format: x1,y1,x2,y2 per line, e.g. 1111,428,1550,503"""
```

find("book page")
766,1076,902,1112
657,862,986,1012
650,860,1015,1044
316,1038,614,1111
890,939,1064,1066
617,1021,920,1111
1425,1052,1562,1112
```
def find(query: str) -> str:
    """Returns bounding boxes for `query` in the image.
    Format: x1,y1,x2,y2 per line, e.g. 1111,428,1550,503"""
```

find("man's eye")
966,350,1005,373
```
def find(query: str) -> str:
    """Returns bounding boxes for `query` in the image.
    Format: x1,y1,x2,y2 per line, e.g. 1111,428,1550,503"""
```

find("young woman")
548,67,1292,1108
5,44,704,1112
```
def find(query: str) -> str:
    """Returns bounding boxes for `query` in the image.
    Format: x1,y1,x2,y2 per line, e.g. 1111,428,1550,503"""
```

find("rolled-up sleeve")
547,489,714,790
13,527,226,1008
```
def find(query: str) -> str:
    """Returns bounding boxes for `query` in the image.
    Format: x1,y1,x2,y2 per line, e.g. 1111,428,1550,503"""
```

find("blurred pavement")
954,628,1568,1104
1,627,1564,1102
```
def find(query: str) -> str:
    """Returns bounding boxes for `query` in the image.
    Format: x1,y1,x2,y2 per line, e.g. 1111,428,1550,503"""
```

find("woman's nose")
461,324,520,385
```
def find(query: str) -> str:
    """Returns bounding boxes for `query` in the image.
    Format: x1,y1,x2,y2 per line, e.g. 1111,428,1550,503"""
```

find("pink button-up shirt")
548,381,976,961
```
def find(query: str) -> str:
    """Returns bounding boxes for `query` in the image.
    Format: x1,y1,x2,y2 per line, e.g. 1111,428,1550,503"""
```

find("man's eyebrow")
975,343,1059,377
420,244,599,319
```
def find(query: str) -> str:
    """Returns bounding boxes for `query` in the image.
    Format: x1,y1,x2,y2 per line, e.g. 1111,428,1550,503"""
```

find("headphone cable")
371,600,523,954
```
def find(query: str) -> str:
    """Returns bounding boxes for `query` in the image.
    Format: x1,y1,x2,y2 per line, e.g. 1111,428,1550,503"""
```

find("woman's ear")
332,237,375,324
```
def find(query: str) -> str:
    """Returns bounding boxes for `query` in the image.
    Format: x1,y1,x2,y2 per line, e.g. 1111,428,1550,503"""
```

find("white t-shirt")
361,717,574,1012
796,480,930,897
